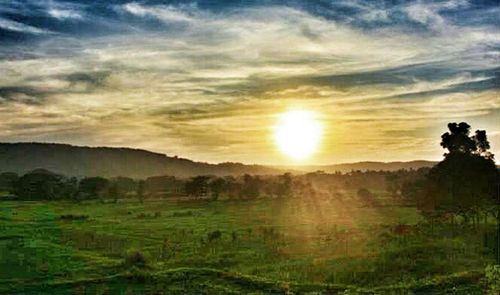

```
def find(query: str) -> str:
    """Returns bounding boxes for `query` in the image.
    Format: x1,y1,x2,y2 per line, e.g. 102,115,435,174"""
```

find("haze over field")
1,0,499,165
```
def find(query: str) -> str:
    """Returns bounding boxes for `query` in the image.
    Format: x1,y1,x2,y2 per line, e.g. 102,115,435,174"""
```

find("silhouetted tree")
401,178,425,204
137,180,145,203
78,177,109,199
145,175,183,195
275,173,292,198
422,122,498,223
64,177,79,201
209,177,226,200
185,176,210,198
14,169,67,200
440,122,477,155
0,172,19,194
240,174,261,200
440,122,494,159
113,177,136,195
223,176,239,200
108,183,119,203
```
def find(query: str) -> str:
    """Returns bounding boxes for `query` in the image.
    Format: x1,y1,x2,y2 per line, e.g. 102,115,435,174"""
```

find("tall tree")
108,183,119,203
275,173,292,198
240,174,261,200
185,176,210,198
0,172,19,194
423,122,497,222
78,177,109,199
14,169,66,200
136,180,145,203
209,177,227,201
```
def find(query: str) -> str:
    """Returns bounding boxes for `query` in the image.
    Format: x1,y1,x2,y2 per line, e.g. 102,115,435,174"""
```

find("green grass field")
0,197,496,294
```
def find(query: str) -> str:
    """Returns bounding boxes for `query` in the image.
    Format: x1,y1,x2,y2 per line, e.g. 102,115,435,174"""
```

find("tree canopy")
440,122,494,159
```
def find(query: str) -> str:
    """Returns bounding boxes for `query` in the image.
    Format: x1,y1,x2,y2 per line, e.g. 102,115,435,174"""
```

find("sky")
0,0,499,165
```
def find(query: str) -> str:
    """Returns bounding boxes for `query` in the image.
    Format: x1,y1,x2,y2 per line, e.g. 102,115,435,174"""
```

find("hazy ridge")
0,142,436,178
283,160,437,174
0,142,281,178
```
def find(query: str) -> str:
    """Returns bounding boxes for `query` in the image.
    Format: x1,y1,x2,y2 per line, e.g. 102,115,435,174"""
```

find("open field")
0,196,496,294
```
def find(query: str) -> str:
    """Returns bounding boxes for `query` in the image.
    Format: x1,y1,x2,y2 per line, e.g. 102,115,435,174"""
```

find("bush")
357,188,372,199
485,265,500,294
124,249,150,268
208,230,222,242
172,211,193,217
59,214,89,221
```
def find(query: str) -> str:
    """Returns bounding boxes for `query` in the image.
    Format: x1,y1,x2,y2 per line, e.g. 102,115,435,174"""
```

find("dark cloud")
0,86,47,104
62,71,111,88
209,63,488,98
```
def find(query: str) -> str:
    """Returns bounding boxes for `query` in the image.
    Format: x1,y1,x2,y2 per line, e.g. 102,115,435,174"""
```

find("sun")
274,110,323,160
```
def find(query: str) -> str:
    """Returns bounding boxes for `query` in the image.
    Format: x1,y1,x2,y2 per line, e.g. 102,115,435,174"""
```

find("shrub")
208,230,222,242
124,249,150,268
357,188,372,199
485,265,500,294
59,214,89,221
172,211,193,217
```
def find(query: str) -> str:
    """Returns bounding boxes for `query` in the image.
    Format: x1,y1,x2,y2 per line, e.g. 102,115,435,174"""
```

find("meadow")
0,193,496,294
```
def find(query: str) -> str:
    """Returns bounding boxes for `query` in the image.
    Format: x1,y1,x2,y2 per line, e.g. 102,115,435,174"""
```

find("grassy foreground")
0,197,495,294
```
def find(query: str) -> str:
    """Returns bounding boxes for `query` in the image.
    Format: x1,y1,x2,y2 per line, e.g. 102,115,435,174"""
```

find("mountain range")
0,142,436,178
279,161,437,174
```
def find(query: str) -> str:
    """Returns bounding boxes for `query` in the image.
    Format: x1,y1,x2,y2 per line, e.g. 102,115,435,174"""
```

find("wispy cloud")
0,17,52,34
122,2,195,23
404,0,468,29
48,7,82,20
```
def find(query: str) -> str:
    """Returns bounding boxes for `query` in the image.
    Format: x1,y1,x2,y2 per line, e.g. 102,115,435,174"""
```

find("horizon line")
0,141,443,167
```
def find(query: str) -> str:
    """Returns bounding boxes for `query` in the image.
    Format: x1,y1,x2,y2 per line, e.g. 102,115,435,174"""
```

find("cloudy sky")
0,0,498,165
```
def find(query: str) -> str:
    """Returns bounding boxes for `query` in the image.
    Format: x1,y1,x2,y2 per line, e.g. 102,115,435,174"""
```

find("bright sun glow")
274,110,323,160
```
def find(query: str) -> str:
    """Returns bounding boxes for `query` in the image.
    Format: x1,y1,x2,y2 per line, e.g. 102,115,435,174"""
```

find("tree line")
0,167,436,203
0,169,297,202
0,166,425,203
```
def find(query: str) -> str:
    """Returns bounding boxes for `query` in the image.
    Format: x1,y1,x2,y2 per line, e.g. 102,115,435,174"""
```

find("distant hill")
0,142,437,178
0,142,281,178
281,160,437,173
